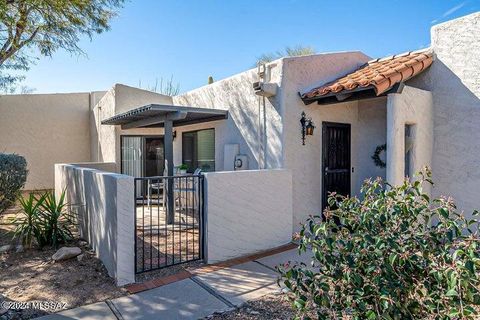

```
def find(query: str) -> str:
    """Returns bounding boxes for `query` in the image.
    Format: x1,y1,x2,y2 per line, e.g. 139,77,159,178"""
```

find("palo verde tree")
0,0,124,91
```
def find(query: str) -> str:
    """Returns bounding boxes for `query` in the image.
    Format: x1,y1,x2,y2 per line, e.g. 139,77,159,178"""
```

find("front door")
322,122,351,210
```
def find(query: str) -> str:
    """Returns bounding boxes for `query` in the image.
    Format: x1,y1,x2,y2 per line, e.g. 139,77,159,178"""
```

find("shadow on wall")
174,72,283,169
408,60,480,218
66,167,118,278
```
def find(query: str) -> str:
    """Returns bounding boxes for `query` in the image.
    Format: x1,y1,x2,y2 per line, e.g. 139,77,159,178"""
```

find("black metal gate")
134,175,205,274
322,122,351,210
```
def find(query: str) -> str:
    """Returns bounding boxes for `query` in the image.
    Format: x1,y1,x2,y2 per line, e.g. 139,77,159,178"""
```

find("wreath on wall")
372,144,387,168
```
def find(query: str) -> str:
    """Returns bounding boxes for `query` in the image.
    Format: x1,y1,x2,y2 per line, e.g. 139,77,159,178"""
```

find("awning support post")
164,119,175,224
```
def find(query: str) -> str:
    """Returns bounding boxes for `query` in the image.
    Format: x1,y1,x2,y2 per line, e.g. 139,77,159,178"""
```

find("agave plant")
13,193,45,248
39,190,75,248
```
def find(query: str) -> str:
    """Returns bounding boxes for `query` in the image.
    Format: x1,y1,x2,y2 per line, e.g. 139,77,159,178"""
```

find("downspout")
97,107,100,161
88,92,101,162
96,96,101,162
257,65,265,169
254,63,278,169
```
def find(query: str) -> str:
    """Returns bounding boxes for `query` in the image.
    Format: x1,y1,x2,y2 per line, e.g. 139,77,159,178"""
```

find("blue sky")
23,0,478,94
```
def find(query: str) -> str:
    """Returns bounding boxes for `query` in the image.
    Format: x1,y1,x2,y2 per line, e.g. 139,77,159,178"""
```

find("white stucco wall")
386,86,433,186
356,98,388,191
54,163,135,286
279,52,388,229
204,169,293,262
408,12,480,218
54,162,116,196
0,93,94,190
93,84,173,169
173,65,284,171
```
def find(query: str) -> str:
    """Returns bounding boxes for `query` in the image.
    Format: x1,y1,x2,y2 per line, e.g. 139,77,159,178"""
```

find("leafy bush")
13,190,74,248
0,153,28,213
279,169,480,319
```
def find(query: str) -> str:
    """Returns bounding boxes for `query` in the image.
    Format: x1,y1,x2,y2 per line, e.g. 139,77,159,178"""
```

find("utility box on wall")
224,144,239,171
234,154,248,170
224,144,248,171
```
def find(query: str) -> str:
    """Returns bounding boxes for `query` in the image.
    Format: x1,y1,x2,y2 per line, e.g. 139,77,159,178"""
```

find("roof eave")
101,104,229,127
301,82,406,105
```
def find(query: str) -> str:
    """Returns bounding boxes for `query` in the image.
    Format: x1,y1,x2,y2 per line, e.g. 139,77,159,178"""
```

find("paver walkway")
39,247,310,320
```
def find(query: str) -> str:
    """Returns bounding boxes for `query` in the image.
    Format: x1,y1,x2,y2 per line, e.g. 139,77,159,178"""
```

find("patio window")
182,129,215,173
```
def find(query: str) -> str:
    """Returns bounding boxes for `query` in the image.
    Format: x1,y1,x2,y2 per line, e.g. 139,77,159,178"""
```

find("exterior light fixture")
173,130,177,140
300,111,315,145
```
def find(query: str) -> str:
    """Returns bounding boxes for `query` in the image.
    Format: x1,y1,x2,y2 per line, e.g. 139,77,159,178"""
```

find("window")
404,124,414,178
182,129,215,173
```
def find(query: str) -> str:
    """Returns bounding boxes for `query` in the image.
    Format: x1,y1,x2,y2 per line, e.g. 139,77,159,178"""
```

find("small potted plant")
179,164,188,174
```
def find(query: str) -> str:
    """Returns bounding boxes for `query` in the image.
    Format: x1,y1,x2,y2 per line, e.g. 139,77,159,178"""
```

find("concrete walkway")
40,248,309,320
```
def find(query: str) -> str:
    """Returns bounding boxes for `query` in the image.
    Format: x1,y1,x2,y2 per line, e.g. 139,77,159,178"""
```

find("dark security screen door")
322,122,351,210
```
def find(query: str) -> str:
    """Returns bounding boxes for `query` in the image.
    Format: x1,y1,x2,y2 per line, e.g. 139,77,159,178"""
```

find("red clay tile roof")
301,49,433,100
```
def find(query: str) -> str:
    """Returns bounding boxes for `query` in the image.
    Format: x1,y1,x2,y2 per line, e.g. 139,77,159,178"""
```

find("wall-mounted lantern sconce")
300,111,315,145
173,130,177,140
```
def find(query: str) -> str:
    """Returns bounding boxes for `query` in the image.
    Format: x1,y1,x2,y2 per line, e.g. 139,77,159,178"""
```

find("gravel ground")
136,228,200,272
0,239,128,319
203,294,298,320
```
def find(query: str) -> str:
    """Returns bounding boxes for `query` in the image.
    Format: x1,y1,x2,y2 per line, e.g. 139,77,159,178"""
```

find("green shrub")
0,153,28,213
13,190,74,248
279,169,480,319
13,193,45,248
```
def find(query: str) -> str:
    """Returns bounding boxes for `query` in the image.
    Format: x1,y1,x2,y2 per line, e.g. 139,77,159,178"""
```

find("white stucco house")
0,12,478,285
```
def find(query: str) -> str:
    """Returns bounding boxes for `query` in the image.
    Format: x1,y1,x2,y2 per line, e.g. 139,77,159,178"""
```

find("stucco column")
386,93,405,186
386,86,433,187
116,174,135,285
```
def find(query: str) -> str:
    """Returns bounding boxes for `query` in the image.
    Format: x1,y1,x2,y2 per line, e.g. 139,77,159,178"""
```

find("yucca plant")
39,190,75,248
13,192,45,248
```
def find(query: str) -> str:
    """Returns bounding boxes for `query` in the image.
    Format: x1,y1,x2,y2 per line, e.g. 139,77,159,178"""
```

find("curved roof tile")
301,49,433,100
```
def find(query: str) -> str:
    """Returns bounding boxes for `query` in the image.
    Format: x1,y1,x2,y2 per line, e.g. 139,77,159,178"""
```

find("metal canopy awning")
101,104,228,223
101,104,228,129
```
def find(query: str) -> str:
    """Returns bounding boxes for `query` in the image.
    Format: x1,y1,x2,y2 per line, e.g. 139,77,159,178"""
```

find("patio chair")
147,168,166,209
174,168,202,216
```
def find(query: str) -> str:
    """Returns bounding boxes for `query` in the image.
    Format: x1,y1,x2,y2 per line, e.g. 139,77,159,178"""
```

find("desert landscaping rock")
15,245,23,253
0,245,12,253
52,247,82,261
77,253,85,262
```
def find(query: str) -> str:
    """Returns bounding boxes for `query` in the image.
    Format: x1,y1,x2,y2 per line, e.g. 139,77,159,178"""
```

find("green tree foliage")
0,0,124,91
279,169,480,319
255,45,316,66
